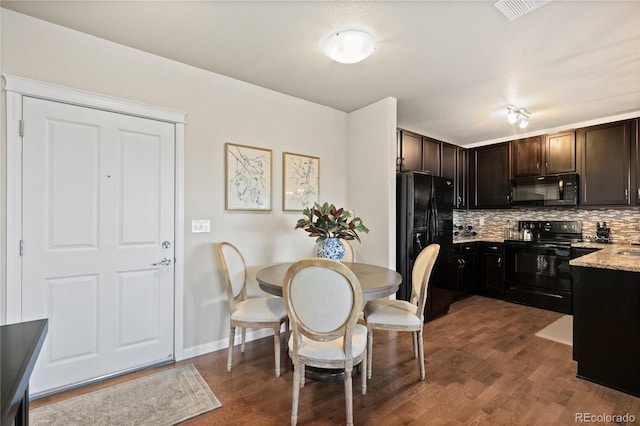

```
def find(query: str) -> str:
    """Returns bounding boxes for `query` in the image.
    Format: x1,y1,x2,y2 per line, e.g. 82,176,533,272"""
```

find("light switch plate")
192,220,210,233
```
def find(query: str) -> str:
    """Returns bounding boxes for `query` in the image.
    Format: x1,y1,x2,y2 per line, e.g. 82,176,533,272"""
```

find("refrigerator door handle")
432,196,438,242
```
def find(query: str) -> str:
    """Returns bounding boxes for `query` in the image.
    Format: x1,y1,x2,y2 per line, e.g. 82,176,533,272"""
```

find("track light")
506,105,531,128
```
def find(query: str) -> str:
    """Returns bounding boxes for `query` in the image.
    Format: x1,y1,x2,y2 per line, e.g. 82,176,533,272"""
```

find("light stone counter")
570,242,640,273
453,236,504,244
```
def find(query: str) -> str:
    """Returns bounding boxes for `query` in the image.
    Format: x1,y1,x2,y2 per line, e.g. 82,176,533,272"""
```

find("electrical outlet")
192,220,210,233
479,217,485,226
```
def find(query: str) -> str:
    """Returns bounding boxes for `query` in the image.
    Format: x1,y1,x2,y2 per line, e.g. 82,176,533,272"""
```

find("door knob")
152,257,172,266
162,241,172,249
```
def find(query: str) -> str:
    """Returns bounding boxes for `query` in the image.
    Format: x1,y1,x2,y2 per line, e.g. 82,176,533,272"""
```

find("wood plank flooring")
32,296,640,425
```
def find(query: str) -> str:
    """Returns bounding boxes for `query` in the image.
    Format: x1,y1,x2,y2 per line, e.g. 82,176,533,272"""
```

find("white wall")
347,98,397,268
0,10,397,357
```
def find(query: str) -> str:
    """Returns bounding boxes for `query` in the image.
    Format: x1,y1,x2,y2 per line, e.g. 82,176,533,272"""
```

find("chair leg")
227,325,235,372
300,364,306,388
418,329,425,380
344,367,354,426
367,327,373,379
273,326,281,377
291,363,301,426
412,331,418,358
241,328,247,353
361,354,367,395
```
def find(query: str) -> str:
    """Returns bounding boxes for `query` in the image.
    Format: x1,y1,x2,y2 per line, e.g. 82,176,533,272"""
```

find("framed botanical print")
225,143,272,211
283,152,320,211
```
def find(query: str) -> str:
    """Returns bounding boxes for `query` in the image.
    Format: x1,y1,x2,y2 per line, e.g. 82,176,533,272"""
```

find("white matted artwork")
225,143,272,211
283,152,320,211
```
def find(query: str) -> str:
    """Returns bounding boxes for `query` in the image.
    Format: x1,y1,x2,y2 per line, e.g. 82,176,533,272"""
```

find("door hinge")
19,240,23,256
19,119,24,137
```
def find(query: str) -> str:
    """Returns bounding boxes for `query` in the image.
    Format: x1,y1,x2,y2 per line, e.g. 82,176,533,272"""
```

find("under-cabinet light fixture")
506,105,530,129
323,30,376,64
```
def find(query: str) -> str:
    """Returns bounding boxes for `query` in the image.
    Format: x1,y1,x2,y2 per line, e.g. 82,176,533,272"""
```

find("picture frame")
225,143,272,211
283,152,320,211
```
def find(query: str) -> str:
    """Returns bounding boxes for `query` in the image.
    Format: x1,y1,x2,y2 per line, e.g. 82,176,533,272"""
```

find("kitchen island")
570,246,640,397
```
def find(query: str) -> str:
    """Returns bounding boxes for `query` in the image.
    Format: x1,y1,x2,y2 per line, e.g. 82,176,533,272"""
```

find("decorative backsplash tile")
454,208,640,243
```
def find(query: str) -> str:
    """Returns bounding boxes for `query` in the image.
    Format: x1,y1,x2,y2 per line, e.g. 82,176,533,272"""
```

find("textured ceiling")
2,0,639,146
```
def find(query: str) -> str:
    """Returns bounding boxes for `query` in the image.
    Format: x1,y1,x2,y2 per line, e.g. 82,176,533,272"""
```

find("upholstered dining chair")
364,243,440,380
283,258,367,426
217,242,288,377
314,238,355,262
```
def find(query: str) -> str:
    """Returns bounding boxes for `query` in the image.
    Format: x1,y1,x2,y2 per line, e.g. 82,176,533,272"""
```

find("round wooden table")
256,262,402,301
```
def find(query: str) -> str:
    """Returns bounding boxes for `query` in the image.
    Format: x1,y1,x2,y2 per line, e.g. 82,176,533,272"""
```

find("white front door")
21,97,176,395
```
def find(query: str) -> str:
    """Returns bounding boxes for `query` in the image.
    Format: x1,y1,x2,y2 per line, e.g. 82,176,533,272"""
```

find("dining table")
256,261,402,301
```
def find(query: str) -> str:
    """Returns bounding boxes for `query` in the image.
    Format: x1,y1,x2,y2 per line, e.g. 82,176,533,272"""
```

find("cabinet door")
459,254,476,292
578,120,631,206
456,148,467,209
479,243,504,297
512,136,542,177
399,131,422,171
470,143,511,209
545,131,576,174
441,143,456,179
422,137,440,175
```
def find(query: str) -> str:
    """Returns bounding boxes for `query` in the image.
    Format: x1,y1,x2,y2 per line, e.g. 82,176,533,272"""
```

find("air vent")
494,0,551,21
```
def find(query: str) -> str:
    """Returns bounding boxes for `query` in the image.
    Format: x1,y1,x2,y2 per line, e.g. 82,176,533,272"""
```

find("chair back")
410,244,440,321
217,242,248,312
283,258,362,358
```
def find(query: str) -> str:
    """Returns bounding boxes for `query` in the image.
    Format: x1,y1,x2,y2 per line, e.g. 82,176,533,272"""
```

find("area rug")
535,315,573,346
30,364,221,425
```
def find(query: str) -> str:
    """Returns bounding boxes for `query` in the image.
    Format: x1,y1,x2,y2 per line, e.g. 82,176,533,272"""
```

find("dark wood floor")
32,296,640,425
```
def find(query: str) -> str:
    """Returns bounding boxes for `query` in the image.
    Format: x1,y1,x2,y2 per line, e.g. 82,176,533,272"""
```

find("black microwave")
510,173,578,206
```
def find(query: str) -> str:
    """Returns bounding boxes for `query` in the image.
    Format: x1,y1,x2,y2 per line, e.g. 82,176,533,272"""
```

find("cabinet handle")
625,188,629,200
460,258,466,268
498,257,502,267
546,161,549,170
536,162,540,170
488,246,498,250
637,188,640,200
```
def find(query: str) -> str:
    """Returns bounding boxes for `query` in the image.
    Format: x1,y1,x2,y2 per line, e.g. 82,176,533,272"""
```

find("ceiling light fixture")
506,105,531,129
323,30,376,64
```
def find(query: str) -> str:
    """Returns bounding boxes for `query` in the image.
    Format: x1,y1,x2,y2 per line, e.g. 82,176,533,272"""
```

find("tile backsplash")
454,208,640,243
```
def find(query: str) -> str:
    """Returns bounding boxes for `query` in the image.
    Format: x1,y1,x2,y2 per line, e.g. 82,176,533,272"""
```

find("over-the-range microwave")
510,173,578,207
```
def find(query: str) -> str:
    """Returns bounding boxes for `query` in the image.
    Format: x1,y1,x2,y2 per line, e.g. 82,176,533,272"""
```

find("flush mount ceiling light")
323,30,376,64
506,105,531,129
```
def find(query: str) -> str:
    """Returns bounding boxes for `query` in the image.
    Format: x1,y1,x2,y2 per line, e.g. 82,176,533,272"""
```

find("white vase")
315,238,345,261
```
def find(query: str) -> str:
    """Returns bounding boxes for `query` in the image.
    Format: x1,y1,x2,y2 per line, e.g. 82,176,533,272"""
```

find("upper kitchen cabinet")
634,119,640,205
441,142,456,179
397,130,423,172
469,142,511,209
545,130,576,174
512,136,543,177
422,137,441,175
455,148,468,209
512,133,576,177
577,120,632,206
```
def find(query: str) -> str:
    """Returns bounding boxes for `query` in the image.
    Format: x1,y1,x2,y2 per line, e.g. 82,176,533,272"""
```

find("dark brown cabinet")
478,242,504,298
512,136,542,177
632,119,640,205
441,143,456,179
422,137,441,176
469,143,511,209
577,120,632,206
453,242,477,298
397,130,423,172
455,148,467,209
545,130,576,174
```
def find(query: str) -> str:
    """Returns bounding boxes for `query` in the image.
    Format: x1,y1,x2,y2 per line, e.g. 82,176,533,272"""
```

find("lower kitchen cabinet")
478,242,504,298
453,242,477,299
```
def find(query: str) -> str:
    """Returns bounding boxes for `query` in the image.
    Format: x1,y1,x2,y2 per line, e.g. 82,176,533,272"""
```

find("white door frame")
3,74,187,361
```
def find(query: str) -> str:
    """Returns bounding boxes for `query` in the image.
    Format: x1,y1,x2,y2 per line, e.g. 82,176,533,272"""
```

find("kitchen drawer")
454,242,478,255
480,242,503,254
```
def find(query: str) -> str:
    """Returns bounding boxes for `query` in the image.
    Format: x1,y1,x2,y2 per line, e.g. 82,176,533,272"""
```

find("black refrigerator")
396,171,454,321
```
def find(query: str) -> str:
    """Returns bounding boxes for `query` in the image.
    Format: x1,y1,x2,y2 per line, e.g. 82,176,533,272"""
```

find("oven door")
504,241,573,314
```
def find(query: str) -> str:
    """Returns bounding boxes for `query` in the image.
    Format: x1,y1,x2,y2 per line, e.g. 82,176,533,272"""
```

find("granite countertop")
570,242,640,273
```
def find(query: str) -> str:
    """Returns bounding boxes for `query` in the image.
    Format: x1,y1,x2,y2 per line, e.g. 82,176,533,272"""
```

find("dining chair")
314,238,355,262
217,242,288,377
364,243,440,380
283,258,367,426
